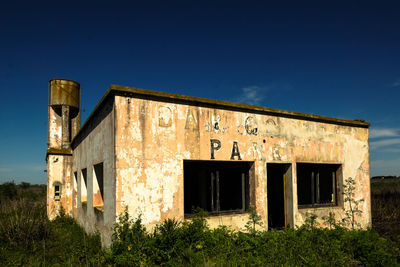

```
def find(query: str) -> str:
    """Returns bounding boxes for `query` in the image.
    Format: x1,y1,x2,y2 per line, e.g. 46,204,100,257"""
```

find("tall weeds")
0,183,103,266
0,198,49,247
103,208,399,266
0,181,398,265
371,178,400,241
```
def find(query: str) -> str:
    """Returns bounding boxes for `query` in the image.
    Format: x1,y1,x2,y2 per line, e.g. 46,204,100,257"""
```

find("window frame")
183,160,254,218
296,163,340,209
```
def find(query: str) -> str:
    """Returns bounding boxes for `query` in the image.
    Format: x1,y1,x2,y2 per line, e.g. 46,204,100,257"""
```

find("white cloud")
232,83,292,106
234,86,266,106
370,128,399,138
370,138,400,150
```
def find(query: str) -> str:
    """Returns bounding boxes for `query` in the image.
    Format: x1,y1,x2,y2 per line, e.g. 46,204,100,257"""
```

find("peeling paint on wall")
48,84,371,246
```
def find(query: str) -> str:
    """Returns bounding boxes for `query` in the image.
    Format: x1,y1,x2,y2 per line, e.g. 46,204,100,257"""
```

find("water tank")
49,79,80,108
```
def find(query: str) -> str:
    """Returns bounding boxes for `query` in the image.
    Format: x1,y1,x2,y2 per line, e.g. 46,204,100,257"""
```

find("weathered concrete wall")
114,95,370,230
47,154,73,219
48,107,62,148
72,101,115,246
47,104,77,219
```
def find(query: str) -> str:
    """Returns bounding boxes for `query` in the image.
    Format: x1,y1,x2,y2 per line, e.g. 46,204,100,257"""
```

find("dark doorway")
267,163,290,229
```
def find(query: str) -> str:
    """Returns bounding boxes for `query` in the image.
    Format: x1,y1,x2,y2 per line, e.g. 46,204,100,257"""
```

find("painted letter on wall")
230,141,242,160
210,139,221,159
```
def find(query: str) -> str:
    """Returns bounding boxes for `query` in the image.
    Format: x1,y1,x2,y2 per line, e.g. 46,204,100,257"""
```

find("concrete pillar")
62,105,70,147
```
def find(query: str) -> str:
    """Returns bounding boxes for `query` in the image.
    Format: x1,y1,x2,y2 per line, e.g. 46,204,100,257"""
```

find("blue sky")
1,2,400,184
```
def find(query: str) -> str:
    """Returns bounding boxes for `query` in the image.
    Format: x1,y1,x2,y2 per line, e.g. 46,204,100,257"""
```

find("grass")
0,179,398,266
371,178,400,241
0,182,103,266
104,209,399,266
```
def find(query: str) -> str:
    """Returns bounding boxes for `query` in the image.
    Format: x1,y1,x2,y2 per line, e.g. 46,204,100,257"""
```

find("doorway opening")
267,163,291,229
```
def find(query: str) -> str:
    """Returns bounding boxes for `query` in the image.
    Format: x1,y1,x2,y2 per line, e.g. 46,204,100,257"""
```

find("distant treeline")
371,176,400,179
0,181,46,203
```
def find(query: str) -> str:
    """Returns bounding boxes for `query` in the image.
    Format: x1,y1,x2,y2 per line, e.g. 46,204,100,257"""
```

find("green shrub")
107,209,151,266
0,202,103,266
0,182,17,201
19,182,30,190
152,218,182,263
245,205,263,234
44,212,103,266
104,209,399,266
342,229,399,266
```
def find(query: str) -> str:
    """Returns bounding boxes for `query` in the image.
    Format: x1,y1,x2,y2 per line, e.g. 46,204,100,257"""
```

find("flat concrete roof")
71,84,370,145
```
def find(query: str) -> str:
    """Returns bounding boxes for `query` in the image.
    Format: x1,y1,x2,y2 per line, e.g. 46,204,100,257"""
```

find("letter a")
230,141,242,160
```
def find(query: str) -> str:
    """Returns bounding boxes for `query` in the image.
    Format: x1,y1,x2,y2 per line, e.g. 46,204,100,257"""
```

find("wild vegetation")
0,179,398,266
371,177,400,241
0,182,102,265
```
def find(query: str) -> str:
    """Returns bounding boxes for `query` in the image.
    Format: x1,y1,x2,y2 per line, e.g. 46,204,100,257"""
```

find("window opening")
93,163,104,211
81,168,87,206
54,184,61,201
184,160,253,217
297,163,339,208
73,171,78,193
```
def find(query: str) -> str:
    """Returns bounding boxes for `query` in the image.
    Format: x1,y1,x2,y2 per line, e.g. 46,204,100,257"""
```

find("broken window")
297,163,340,208
81,168,87,205
93,163,104,210
184,160,253,217
54,183,61,201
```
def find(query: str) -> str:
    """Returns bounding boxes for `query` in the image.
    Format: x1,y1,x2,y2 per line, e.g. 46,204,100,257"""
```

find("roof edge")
110,84,370,128
71,84,370,146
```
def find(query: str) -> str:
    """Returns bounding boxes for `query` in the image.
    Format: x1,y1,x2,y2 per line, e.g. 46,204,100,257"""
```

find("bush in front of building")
104,209,399,266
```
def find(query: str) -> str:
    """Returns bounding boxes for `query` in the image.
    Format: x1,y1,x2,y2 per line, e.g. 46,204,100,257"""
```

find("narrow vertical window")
81,168,87,206
93,163,104,211
54,184,61,201
73,171,78,193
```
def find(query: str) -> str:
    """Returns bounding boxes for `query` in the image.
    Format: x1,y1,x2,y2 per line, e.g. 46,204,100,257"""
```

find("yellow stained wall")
48,106,62,148
114,95,371,230
47,154,73,219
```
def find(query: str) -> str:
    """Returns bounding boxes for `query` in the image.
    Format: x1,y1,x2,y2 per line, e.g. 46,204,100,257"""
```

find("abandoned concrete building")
46,78,371,245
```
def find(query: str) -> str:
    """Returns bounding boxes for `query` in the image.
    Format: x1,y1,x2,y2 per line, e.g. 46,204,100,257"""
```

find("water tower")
46,79,80,219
